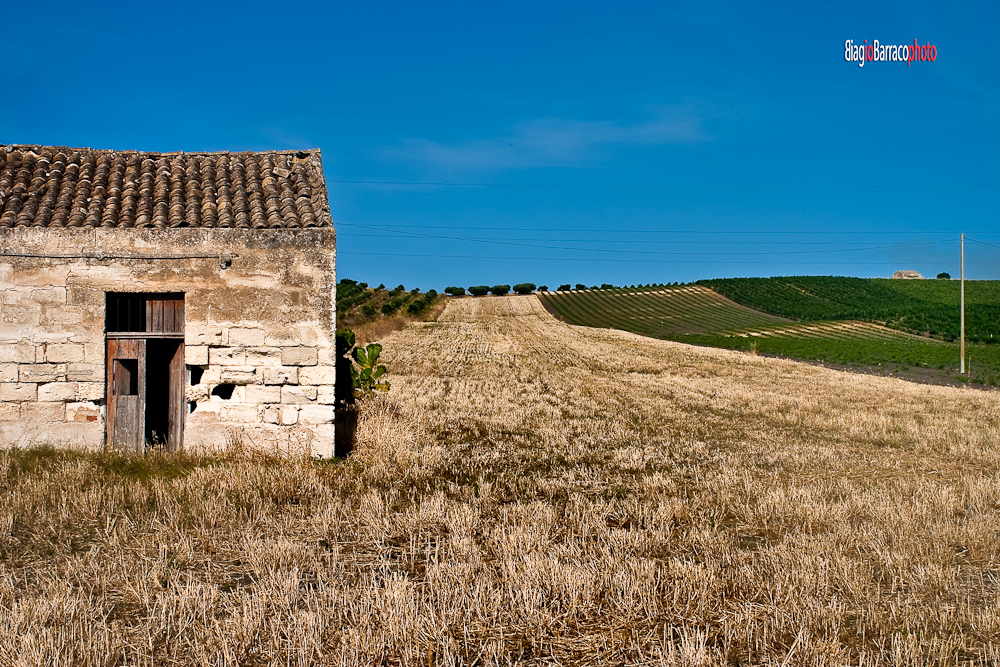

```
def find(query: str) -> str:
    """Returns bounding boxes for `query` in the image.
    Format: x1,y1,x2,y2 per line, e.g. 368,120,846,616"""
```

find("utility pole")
960,233,966,374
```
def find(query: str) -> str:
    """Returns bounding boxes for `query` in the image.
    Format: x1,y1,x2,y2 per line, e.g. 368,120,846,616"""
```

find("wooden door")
106,293,185,453
165,340,185,452
149,294,185,451
106,338,146,453
146,296,185,335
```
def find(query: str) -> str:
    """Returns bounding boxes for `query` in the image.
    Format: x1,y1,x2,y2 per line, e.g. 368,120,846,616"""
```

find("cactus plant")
351,343,390,398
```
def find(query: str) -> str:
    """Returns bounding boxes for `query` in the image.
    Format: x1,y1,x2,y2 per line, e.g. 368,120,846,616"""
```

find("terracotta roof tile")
0,145,332,229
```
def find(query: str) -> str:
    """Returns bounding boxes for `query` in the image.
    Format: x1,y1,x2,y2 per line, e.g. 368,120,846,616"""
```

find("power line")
341,232,954,247
338,251,953,265
968,238,1000,250
331,180,1000,189
335,222,999,234
335,222,947,256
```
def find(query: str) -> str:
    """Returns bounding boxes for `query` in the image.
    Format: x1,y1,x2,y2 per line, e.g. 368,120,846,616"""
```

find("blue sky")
3,1,998,289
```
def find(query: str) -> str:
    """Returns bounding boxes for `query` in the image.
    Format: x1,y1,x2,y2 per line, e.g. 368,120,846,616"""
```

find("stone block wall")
0,226,336,455
182,325,335,439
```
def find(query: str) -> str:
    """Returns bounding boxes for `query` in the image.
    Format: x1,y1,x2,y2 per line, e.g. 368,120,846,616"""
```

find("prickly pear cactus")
351,343,390,398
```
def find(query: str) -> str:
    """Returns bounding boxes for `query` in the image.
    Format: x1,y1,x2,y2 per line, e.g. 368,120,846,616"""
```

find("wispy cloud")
385,108,709,170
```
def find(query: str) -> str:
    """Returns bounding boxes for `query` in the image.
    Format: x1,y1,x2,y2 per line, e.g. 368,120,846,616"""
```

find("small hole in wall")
189,366,205,385
189,401,197,414
212,384,235,400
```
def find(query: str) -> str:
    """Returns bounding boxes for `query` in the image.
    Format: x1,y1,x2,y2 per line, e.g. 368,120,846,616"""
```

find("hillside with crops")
697,276,1000,343
538,285,790,336
539,281,1000,388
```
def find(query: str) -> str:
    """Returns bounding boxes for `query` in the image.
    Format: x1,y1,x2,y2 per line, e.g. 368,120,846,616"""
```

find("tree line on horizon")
444,282,686,296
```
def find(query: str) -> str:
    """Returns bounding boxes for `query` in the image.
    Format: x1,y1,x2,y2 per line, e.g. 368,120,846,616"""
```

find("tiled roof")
0,145,332,229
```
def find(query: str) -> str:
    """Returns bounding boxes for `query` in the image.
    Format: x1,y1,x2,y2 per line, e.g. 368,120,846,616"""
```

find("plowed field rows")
725,319,934,342
540,286,789,335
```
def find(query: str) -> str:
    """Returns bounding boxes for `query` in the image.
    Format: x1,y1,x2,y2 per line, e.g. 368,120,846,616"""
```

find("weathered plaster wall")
0,226,336,455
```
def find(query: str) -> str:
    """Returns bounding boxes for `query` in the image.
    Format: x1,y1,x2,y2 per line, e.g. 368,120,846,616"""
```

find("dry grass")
351,299,449,346
4,295,1000,665
351,313,414,346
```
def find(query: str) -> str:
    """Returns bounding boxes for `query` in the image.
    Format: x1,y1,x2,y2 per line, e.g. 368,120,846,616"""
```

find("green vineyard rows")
540,286,787,337
696,276,1000,343
538,280,1000,387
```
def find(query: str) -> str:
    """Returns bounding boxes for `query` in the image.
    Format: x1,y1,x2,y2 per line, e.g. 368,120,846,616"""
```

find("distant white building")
892,270,923,279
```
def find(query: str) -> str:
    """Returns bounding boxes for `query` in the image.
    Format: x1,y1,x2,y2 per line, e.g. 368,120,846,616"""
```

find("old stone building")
0,145,337,455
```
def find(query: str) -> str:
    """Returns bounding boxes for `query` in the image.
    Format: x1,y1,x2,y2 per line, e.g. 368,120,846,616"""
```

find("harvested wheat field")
4,295,1000,666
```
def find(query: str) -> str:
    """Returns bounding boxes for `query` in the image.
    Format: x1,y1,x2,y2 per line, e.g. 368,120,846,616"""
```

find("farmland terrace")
540,283,1000,389
4,295,1000,664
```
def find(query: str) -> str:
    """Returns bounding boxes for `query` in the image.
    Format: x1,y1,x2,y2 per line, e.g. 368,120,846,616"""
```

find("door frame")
105,293,185,453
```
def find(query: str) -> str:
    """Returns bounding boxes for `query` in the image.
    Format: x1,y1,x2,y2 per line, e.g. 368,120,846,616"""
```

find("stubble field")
3,295,1000,665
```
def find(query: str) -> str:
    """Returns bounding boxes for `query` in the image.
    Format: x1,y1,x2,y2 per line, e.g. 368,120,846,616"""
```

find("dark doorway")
106,293,185,453
145,339,182,447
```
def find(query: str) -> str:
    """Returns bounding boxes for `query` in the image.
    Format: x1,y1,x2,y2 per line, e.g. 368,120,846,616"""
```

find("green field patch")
538,280,1000,388
697,276,1000,343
